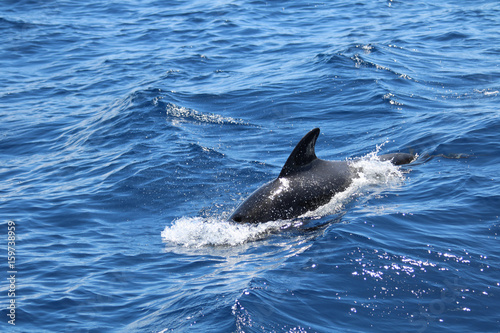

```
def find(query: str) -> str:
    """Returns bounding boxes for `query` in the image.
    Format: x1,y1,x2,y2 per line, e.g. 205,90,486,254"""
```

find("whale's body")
230,128,414,223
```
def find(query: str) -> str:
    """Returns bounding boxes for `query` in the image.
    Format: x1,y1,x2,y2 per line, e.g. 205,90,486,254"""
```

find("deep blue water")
1,0,499,332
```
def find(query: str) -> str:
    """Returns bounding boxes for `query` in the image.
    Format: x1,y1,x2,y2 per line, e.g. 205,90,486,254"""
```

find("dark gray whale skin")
229,128,415,223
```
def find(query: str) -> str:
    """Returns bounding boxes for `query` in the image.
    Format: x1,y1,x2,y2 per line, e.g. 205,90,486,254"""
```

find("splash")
161,217,286,247
300,149,407,218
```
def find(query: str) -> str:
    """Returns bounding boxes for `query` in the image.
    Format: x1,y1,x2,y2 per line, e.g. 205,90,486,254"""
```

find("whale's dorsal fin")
279,128,320,178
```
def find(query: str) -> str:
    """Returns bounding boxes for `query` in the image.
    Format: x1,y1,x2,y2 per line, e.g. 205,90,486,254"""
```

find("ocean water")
1,0,499,332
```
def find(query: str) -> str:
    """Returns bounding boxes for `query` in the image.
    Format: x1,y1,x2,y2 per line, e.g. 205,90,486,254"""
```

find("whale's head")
229,180,289,223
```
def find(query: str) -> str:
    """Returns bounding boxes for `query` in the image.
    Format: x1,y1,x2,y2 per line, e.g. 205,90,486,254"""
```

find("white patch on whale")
269,178,290,200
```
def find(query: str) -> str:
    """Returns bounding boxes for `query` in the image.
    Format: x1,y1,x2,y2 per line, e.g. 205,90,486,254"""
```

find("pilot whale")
230,128,415,223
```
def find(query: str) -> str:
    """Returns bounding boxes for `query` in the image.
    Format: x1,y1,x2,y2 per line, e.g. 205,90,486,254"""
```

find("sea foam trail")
161,217,287,247
162,152,410,247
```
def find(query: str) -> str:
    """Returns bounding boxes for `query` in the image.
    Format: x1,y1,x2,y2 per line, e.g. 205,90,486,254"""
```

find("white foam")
161,217,286,247
300,150,406,218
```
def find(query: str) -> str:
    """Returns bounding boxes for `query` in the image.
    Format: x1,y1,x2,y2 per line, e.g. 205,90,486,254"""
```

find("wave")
316,44,417,82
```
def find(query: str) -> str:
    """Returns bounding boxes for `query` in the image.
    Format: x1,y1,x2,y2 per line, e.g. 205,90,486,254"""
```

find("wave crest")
164,103,247,126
